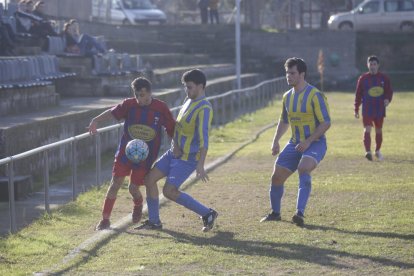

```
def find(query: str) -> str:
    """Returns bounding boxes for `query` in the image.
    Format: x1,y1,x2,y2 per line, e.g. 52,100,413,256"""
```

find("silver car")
328,0,414,31
93,0,167,25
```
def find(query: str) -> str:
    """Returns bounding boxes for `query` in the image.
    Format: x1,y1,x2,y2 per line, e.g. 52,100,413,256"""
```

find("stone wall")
241,30,359,87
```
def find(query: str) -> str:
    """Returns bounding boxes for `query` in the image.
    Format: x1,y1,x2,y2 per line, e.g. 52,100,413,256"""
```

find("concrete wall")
241,30,359,87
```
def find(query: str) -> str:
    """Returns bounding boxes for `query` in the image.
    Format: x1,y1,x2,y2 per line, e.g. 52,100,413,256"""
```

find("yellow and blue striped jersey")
280,85,330,144
175,96,213,161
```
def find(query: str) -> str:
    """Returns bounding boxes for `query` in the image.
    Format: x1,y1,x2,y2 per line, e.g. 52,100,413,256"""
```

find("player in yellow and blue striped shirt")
261,57,331,227
137,69,218,232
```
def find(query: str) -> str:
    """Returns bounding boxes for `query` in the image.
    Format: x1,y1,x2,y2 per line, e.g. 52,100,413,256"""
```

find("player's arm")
296,122,330,153
384,75,393,107
272,100,289,156
196,107,212,182
272,120,289,156
88,109,115,135
354,76,363,118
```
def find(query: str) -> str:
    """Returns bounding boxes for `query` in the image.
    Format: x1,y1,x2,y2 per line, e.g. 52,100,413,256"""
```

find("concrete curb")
36,123,276,275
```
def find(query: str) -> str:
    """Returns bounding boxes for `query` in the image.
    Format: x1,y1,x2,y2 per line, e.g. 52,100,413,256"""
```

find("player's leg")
96,175,125,230
362,117,373,161
129,167,147,224
374,118,384,160
162,158,217,232
293,139,327,226
261,142,298,222
135,151,170,230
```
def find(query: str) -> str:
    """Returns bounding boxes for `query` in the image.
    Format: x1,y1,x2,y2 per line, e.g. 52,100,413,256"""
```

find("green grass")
1,92,414,275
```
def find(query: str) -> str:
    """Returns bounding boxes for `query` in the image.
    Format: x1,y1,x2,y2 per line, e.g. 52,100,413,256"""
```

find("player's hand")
88,120,98,135
354,112,359,119
171,144,183,158
295,140,310,153
271,142,280,156
196,164,209,182
384,99,390,107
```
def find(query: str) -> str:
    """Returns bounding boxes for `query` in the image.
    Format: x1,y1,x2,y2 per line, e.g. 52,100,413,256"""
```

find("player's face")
184,81,204,100
285,65,304,87
135,88,152,106
368,60,379,75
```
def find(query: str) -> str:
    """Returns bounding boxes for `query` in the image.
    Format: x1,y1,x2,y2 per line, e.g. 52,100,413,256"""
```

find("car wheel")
400,22,414,31
122,18,131,25
339,22,353,30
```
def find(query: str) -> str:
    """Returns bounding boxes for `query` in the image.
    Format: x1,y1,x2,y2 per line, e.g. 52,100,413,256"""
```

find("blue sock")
297,173,312,215
176,192,210,216
146,197,160,224
270,184,284,214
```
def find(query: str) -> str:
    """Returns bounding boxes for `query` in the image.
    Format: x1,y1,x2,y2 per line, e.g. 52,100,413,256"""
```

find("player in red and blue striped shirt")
89,77,175,230
354,55,393,161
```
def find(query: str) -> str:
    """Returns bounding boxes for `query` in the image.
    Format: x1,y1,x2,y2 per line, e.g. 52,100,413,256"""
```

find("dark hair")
181,69,207,88
131,77,152,94
284,57,307,76
367,55,379,64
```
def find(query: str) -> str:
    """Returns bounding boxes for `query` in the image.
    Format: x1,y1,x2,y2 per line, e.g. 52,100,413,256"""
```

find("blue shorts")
154,149,197,188
275,139,327,172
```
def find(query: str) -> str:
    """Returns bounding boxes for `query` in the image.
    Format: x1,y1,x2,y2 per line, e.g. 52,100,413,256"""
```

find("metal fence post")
71,139,78,199
96,134,101,187
43,151,50,214
8,160,17,233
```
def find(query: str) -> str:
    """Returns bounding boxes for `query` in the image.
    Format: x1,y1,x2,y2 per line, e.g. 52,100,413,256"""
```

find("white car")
328,0,414,31
93,0,167,25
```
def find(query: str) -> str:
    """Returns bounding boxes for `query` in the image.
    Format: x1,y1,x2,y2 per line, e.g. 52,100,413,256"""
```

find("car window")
401,0,414,10
385,0,414,11
385,0,398,11
361,1,380,13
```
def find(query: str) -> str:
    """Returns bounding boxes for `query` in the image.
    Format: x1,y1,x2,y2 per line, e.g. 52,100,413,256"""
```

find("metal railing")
0,77,287,233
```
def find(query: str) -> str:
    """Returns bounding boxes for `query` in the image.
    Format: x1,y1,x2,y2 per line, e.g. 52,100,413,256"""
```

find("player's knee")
271,173,284,185
163,184,178,200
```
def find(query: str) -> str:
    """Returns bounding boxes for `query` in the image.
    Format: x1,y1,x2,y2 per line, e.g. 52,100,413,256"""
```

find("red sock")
375,133,382,152
102,197,116,220
363,132,371,152
133,197,143,207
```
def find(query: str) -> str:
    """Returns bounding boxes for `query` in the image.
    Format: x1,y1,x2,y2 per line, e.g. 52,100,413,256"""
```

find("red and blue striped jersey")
354,72,393,118
111,98,175,169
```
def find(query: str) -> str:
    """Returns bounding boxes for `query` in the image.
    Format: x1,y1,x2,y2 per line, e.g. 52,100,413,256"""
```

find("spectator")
63,19,106,57
15,0,33,33
198,0,209,24
15,0,57,38
209,0,219,24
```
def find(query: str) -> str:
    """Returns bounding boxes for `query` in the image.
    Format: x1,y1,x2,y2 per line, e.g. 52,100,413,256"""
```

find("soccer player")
261,57,331,227
354,55,393,161
88,77,175,230
136,69,218,232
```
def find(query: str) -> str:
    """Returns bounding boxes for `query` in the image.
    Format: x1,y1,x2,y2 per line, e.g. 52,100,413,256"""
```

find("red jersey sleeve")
110,98,131,121
354,75,364,113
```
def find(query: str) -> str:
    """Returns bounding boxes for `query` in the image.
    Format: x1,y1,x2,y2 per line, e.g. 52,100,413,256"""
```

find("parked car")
93,0,167,25
328,0,414,31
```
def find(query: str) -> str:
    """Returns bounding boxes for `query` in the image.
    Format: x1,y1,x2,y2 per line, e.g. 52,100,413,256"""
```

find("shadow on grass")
136,229,414,270
303,224,414,241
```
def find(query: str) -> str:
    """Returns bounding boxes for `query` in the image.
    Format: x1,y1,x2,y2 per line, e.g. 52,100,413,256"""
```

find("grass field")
1,92,414,275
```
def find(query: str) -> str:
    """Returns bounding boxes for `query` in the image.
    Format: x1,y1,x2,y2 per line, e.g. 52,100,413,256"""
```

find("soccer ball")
125,139,149,163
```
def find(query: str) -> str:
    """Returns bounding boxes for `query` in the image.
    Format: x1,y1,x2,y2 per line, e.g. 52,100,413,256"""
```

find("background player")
354,55,393,161
261,57,331,227
88,77,175,230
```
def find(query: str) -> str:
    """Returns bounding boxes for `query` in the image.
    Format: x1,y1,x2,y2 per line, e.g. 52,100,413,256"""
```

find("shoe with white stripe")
201,209,218,232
